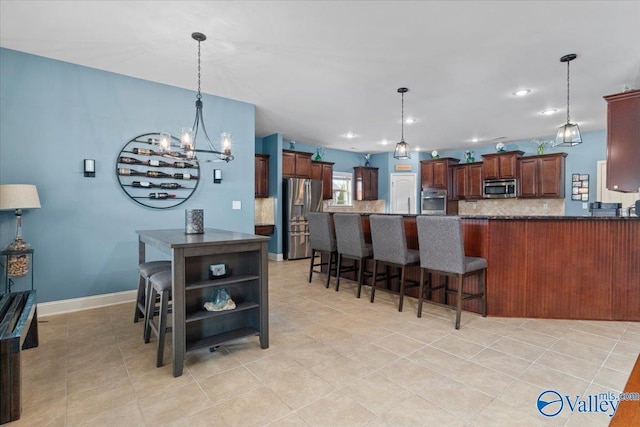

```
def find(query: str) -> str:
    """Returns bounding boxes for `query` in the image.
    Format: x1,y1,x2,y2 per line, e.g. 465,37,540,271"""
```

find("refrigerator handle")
304,180,310,216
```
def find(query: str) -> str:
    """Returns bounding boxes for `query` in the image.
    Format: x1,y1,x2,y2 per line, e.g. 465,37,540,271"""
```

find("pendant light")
179,32,234,162
555,53,582,147
393,87,411,160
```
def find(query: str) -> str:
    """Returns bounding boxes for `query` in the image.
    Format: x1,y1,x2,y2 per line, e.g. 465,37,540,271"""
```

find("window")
332,171,353,206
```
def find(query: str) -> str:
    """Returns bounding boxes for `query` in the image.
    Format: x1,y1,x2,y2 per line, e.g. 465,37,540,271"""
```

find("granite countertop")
352,213,638,220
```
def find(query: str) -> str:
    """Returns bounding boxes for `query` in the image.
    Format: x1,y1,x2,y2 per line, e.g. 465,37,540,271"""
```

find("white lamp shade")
0,184,41,210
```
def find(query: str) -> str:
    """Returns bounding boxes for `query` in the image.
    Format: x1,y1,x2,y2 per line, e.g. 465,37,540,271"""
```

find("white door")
390,173,417,214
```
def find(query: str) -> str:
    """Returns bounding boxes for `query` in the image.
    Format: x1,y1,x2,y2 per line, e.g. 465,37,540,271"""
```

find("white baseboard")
38,290,136,317
268,252,284,261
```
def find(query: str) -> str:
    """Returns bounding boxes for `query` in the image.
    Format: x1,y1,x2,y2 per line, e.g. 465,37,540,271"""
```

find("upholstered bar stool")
144,270,173,367
416,215,487,329
333,213,373,297
369,215,420,312
307,212,338,288
133,260,171,324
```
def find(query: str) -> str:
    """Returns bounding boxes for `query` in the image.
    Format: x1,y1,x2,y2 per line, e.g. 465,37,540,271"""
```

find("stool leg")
157,290,169,367
455,275,463,330
417,268,425,318
370,260,377,303
356,258,364,298
308,250,315,283
335,253,342,291
134,274,145,323
480,269,487,318
144,287,157,343
398,266,406,312
325,252,333,289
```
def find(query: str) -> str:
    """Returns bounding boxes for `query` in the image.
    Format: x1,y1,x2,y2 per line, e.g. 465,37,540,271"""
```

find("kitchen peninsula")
347,215,639,321
136,229,269,377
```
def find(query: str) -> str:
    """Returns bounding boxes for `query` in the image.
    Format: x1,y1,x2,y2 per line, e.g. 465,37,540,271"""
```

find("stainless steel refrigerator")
283,178,323,260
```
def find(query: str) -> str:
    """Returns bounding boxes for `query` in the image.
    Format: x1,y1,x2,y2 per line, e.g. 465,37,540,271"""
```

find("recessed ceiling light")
405,117,415,124
343,132,357,139
380,139,389,145
513,89,531,97
541,108,558,115
471,137,479,143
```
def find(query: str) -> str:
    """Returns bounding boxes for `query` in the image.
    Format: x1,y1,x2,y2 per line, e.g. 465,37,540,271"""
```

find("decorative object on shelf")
495,142,505,153
555,53,582,147
393,87,411,160
364,153,371,167
313,147,324,161
532,139,552,155
431,150,439,159
289,140,296,150
83,159,95,177
116,132,201,209
571,173,590,201
180,32,234,162
204,287,236,312
465,150,475,163
0,184,41,277
185,209,204,234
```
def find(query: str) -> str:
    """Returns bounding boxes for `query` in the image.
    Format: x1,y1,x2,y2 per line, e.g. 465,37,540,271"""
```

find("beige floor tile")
371,332,425,356
469,347,533,377
548,338,611,365
184,346,243,380
377,357,442,394
138,382,215,426
340,341,401,368
9,394,66,426
602,352,638,374
489,336,547,362
199,366,264,404
495,379,572,425
215,386,292,427
264,412,308,427
430,334,486,359
166,408,229,427
66,357,131,396
561,330,619,353
444,360,516,397
131,363,195,400
504,328,559,349
521,318,576,338
612,340,640,358
296,390,377,427
592,366,630,392
66,383,138,426
519,363,590,397
338,373,413,417
309,352,373,388
535,350,602,381
406,345,467,376
450,324,502,346
469,399,554,426
378,393,465,426
416,374,493,421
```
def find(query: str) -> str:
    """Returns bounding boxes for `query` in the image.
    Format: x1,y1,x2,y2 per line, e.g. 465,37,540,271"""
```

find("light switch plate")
232,200,241,210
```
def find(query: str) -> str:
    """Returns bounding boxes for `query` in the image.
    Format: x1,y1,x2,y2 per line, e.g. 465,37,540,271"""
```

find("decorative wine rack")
116,132,201,209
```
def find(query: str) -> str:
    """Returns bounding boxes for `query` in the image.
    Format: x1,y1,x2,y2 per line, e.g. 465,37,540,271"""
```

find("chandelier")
394,87,411,160
164,32,234,162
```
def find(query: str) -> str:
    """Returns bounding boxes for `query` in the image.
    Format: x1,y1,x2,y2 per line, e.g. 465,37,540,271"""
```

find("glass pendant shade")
555,122,582,146
394,140,410,159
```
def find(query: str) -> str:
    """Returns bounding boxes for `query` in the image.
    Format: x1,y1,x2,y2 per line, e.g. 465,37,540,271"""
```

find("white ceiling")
1,1,639,154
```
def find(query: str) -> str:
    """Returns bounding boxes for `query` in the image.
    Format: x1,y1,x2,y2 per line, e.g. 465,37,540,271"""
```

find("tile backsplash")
324,199,386,213
458,198,565,216
255,197,276,224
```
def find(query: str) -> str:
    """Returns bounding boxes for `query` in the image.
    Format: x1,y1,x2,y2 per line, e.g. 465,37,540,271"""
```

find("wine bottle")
119,156,143,165
145,159,171,167
172,161,197,168
163,151,187,159
132,181,155,188
146,170,172,178
118,168,146,176
133,147,160,156
149,193,176,199
159,182,183,189
173,173,199,180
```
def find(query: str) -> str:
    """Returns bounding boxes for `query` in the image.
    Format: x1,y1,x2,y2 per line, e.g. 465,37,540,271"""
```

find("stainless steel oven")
421,189,447,215
483,179,517,198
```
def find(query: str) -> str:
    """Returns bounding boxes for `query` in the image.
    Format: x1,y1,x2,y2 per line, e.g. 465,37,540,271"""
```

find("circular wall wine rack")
116,132,201,209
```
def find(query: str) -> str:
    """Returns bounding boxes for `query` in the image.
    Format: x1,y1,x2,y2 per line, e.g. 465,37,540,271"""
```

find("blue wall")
0,48,256,303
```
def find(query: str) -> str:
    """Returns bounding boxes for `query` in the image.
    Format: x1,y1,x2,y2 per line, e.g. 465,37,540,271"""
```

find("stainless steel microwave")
483,179,517,198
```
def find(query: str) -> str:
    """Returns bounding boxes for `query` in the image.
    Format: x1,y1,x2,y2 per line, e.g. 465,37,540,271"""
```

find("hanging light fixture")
555,53,582,147
179,32,234,162
394,87,411,159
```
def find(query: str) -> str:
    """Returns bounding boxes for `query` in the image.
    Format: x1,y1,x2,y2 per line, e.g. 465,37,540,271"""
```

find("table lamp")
0,185,41,277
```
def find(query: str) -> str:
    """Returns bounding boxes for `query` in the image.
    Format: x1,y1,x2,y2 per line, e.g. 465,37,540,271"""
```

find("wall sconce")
213,169,222,184
84,159,96,177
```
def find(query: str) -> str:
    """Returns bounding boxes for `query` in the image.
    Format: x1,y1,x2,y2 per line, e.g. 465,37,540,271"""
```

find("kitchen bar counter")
348,215,639,321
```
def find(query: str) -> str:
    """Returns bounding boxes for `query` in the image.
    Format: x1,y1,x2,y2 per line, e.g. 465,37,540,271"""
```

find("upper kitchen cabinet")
604,90,640,192
311,160,334,200
353,166,378,200
282,149,312,178
452,162,483,200
254,154,270,198
518,153,567,198
482,151,524,180
420,158,459,198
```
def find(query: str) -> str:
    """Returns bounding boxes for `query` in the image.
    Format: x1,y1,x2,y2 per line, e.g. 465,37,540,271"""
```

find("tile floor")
12,259,640,426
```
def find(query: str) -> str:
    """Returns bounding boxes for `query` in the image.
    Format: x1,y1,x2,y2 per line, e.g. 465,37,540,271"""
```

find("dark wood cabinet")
420,158,459,200
353,166,378,200
311,161,334,200
254,154,270,198
518,153,567,198
604,90,640,192
452,163,484,200
282,149,312,178
482,151,523,180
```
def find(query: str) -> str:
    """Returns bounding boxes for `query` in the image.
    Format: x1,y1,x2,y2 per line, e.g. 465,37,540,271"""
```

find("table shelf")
185,327,260,353
186,301,259,323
